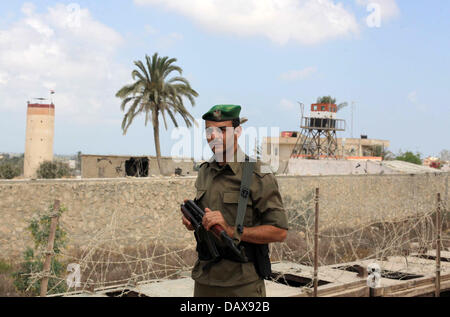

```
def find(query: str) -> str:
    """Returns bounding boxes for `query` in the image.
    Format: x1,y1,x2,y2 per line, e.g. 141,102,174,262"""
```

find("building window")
125,158,149,177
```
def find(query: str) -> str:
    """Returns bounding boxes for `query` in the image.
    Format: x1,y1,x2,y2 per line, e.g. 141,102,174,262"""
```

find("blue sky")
0,0,449,159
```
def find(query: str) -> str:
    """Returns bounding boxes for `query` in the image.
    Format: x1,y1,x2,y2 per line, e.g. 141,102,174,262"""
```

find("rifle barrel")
181,205,201,230
186,200,205,218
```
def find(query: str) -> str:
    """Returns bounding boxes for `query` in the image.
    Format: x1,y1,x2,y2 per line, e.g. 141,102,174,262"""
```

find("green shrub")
12,203,68,296
395,151,422,165
0,260,12,274
36,161,72,179
0,163,21,179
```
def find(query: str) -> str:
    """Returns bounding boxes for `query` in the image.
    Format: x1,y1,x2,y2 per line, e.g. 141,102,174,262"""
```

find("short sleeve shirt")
191,150,289,287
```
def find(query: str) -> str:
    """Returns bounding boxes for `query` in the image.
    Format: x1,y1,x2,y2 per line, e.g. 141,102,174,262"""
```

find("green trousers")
194,279,266,297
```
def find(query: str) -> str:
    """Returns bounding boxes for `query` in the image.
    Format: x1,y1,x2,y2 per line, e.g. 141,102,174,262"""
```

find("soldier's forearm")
239,225,287,244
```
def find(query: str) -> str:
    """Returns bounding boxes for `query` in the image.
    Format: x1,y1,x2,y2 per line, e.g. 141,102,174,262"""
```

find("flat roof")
263,136,390,146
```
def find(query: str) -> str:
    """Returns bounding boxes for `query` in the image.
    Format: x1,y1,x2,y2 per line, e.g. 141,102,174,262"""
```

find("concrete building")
262,133,390,160
23,103,55,178
81,154,198,178
423,156,439,166
261,133,390,174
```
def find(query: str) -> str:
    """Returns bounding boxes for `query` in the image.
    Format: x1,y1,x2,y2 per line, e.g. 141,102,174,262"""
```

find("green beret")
202,104,241,122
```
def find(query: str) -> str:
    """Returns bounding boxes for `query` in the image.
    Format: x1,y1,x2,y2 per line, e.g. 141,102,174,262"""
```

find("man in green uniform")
181,104,288,297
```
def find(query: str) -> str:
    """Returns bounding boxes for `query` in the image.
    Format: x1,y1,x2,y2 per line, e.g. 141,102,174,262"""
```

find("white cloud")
279,66,317,80
0,3,128,125
0,72,9,85
134,0,359,45
356,0,400,22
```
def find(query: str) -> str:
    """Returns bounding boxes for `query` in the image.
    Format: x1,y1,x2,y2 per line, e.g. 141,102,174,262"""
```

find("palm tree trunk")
152,109,163,175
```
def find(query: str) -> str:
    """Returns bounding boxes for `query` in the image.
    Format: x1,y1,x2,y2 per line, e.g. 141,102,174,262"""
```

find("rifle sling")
233,158,255,244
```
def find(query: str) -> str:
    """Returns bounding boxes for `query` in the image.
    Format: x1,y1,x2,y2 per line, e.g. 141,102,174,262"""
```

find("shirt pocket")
222,191,253,227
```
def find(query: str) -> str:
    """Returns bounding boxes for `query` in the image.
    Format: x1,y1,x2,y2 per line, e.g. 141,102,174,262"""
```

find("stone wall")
0,173,448,260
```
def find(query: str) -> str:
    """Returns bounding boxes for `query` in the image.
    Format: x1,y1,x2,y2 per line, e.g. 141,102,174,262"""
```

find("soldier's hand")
182,215,194,231
203,208,233,237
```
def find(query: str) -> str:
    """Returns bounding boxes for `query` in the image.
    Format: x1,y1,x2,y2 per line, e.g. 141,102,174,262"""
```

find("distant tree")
116,53,199,174
0,163,21,179
76,151,82,171
36,161,72,179
373,146,395,160
317,96,336,104
395,151,422,165
0,154,23,178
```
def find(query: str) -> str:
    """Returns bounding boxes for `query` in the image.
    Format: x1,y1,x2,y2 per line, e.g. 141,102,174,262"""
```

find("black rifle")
181,200,248,263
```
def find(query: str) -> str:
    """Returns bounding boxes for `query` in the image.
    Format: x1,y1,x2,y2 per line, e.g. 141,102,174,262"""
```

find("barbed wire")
8,174,449,297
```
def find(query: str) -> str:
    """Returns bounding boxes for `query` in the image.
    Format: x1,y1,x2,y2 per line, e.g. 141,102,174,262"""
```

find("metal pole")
313,188,319,297
40,200,60,297
435,193,441,297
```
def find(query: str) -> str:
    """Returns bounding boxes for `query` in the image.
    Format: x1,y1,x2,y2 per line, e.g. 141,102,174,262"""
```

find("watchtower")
290,103,346,159
24,101,55,178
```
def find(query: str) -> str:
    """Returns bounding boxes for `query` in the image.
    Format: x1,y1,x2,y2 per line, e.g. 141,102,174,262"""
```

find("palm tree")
116,53,199,174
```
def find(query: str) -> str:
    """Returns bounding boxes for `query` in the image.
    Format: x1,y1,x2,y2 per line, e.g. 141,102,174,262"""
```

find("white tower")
24,101,55,178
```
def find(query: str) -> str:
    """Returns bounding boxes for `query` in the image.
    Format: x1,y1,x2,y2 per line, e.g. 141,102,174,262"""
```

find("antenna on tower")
50,90,55,104
298,101,305,119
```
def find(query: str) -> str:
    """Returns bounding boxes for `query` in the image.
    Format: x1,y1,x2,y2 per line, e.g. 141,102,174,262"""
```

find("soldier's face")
205,120,237,156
